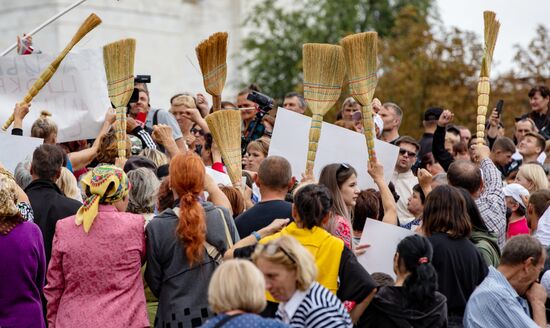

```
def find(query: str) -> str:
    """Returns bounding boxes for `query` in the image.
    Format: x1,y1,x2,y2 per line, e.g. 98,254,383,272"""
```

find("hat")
503,183,530,208
123,155,157,173
424,107,443,121
374,114,384,137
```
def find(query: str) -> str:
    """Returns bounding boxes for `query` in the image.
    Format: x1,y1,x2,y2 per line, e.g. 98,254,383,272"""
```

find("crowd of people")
2,39,550,328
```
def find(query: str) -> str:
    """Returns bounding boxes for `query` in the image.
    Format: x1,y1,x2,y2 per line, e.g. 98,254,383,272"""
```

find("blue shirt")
463,266,538,328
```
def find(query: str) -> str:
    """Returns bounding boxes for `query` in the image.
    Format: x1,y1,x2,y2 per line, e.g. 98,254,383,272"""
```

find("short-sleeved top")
507,217,530,239
201,313,289,328
145,108,183,140
235,200,292,238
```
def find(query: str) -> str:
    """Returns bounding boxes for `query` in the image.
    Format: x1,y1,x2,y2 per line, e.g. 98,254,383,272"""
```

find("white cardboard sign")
0,49,111,142
357,219,416,279
0,133,43,173
269,108,399,190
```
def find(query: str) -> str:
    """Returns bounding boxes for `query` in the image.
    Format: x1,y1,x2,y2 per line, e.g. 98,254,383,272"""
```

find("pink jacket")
45,205,149,328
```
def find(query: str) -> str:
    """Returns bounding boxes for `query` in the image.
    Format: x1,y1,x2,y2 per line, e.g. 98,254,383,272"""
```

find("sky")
436,0,548,74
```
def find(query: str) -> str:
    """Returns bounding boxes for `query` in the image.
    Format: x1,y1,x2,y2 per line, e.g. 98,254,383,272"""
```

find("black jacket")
25,179,81,265
361,286,448,328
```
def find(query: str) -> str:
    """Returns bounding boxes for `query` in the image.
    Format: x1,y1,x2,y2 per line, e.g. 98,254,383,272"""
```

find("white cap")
503,183,530,208
374,114,384,138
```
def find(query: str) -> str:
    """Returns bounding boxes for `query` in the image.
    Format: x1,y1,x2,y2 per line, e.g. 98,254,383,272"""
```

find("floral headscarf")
76,165,130,233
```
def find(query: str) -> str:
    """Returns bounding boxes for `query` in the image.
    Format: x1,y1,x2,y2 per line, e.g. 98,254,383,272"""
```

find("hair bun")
39,110,52,118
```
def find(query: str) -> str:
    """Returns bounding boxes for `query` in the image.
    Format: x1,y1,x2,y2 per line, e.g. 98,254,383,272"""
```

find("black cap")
123,156,157,173
424,107,443,121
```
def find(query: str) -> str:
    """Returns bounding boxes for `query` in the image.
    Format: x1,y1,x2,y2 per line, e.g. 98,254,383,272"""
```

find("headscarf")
76,165,130,233
0,174,23,235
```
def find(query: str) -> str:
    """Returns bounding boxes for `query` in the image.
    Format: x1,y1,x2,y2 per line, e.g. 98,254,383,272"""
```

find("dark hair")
293,184,333,229
353,189,380,231
371,272,395,287
156,177,173,213
529,189,550,217
257,156,292,190
528,85,550,100
396,235,438,308
419,152,437,170
492,137,516,153
456,187,489,232
453,142,468,155
500,235,543,266
31,144,64,180
447,160,482,194
395,136,420,152
423,185,472,238
412,184,426,204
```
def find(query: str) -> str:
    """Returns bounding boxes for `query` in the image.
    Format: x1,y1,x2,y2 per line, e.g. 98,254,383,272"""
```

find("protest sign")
269,108,399,190
357,219,416,279
0,49,111,142
0,133,43,173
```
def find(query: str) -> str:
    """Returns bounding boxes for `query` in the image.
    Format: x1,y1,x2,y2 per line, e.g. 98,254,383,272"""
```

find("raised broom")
196,32,228,112
303,44,346,176
205,110,242,188
2,13,102,131
341,32,379,162
103,38,136,160
476,11,500,144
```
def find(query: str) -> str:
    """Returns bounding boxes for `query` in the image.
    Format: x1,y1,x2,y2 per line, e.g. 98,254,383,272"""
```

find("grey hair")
15,158,32,189
127,167,160,214
382,102,403,119
432,173,448,187
284,92,307,110
501,235,543,266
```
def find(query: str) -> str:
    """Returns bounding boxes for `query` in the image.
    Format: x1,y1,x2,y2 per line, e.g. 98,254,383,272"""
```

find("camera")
247,91,274,113
134,75,151,84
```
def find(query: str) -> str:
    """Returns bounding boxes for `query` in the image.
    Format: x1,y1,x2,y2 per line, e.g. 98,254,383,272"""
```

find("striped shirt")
276,282,352,328
463,266,539,328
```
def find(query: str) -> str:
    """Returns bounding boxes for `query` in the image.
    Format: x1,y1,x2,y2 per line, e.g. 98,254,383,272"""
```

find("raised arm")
12,103,30,135
432,109,455,171
367,159,397,225
152,124,182,159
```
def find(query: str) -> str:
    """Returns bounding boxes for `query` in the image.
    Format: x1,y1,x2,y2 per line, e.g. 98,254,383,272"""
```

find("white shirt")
391,170,418,224
278,285,310,323
511,149,546,164
536,206,550,246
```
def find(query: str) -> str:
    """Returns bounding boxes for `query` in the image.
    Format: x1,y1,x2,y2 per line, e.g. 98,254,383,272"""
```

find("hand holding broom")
303,44,346,176
196,32,228,112
2,13,102,131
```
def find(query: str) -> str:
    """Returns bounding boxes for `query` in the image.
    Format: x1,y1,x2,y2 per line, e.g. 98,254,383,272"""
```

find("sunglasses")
336,163,351,176
191,128,204,136
399,149,417,157
256,242,296,264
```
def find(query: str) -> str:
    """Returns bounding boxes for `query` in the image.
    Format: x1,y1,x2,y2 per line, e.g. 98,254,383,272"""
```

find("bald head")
447,160,482,195
257,156,292,191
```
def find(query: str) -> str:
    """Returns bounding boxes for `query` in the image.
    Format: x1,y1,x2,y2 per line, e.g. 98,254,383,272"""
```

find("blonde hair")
208,259,267,314
252,235,317,291
140,148,168,167
56,167,82,202
170,95,196,109
246,137,270,157
31,111,58,142
518,164,548,192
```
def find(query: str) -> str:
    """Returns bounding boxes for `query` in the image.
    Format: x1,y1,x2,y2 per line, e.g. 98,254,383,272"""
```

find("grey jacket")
145,202,239,328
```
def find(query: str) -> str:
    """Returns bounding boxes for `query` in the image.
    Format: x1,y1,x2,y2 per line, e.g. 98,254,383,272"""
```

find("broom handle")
362,103,377,162
306,114,323,176
1,0,89,56
476,77,490,144
115,106,127,159
212,95,221,112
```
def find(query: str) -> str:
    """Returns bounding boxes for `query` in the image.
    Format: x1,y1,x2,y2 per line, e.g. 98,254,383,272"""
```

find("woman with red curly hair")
145,153,239,327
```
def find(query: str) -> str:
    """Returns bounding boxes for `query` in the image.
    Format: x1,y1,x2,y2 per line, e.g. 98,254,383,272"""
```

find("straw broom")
205,110,242,187
2,13,102,131
303,44,346,175
476,11,500,143
103,39,136,160
341,32,379,162
196,32,228,112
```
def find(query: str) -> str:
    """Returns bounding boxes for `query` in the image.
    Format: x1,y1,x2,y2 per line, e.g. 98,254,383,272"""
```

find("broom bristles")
103,38,136,107
205,110,242,186
196,32,228,111
2,13,102,131
341,32,378,106
480,11,500,77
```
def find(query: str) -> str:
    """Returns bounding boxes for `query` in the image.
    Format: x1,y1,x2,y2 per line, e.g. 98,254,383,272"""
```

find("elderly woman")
44,165,149,327
145,153,239,327
0,174,45,328
202,259,290,327
127,167,161,223
253,235,352,327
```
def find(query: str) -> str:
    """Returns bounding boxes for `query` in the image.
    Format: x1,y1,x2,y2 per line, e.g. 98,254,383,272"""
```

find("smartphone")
496,99,504,116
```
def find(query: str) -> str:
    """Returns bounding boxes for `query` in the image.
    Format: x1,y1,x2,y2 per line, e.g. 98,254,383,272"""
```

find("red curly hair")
169,153,206,266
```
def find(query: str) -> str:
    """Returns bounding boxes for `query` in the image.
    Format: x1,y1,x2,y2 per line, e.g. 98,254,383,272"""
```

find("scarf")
76,165,129,233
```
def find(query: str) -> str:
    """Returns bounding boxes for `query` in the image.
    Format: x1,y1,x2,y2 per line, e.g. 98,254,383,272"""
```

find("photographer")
238,85,274,154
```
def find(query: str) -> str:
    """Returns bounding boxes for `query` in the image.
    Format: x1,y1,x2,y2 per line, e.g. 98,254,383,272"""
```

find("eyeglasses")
336,163,351,176
399,149,417,157
191,128,204,136
256,242,296,264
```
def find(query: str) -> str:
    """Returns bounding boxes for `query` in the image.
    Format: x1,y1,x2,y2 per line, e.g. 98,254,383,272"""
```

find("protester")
464,235,547,328
96,129,132,165
422,185,488,327
391,136,420,224
244,136,270,172
402,184,424,231
515,163,548,192
14,158,32,189
362,235,447,328
283,92,307,115
238,85,266,144
0,175,46,328
518,132,546,164
55,166,83,202
44,165,149,327
235,156,293,238
529,189,550,246
489,137,515,176
252,235,353,327
419,153,445,176
202,259,290,327
339,97,361,122
145,153,238,327
519,85,550,136
208,185,246,217
503,183,530,239
418,107,443,158
127,167,161,223
378,102,402,143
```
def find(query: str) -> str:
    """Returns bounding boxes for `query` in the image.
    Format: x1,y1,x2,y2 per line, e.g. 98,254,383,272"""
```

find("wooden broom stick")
103,39,136,160
303,44,346,176
341,32,379,162
476,11,500,144
2,13,102,131
196,32,228,112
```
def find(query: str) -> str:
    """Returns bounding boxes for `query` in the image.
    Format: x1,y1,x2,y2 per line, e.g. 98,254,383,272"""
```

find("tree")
240,0,433,100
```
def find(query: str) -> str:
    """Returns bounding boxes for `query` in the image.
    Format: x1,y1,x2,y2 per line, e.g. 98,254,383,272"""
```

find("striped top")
276,282,352,328
463,266,539,328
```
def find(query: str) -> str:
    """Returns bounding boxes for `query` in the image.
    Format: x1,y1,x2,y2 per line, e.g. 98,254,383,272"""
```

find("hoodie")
470,230,501,267
360,286,447,328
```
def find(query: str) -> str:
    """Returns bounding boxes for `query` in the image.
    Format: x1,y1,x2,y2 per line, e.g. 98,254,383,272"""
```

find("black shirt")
235,200,292,238
418,132,434,159
428,232,488,316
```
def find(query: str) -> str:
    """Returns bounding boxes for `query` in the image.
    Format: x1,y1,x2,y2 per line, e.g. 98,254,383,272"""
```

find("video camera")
247,91,274,113
242,91,274,155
